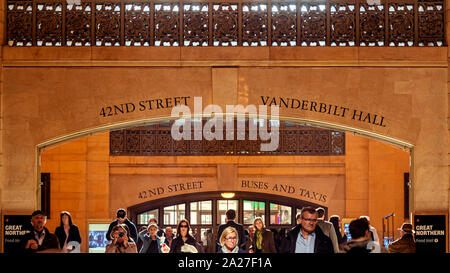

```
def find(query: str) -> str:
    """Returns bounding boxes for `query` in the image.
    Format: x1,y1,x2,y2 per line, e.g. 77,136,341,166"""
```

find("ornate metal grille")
110,120,345,156
6,0,445,47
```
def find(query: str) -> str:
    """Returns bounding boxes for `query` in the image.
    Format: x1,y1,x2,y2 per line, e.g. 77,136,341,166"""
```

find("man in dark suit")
106,208,138,243
216,209,246,252
280,206,334,253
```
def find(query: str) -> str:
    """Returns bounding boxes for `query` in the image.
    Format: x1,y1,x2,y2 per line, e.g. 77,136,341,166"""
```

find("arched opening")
128,191,325,251
38,116,411,253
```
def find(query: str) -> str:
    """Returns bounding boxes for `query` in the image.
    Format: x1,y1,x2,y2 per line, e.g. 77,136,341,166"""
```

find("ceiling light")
221,192,235,199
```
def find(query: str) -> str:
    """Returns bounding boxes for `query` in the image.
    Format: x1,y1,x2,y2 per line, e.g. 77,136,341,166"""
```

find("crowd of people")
20,207,417,253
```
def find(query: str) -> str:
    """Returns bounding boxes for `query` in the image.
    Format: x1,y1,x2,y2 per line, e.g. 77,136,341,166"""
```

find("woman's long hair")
253,217,265,230
59,211,73,227
176,219,191,238
329,215,343,243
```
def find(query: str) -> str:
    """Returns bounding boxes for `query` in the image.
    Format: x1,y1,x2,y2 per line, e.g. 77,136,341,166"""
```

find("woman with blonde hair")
251,217,276,253
218,227,246,253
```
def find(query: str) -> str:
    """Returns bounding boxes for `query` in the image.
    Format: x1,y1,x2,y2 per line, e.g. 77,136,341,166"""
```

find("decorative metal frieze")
154,3,180,46
418,1,444,46
359,2,385,46
125,3,151,46
36,2,63,46
272,3,297,46
110,121,345,156
183,3,209,46
388,3,415,46
7,1,33,46
330,1,356,46
212,3,238,46
95,2,121,46
5,0,446,47
300,3,327,46
66,2,92,46
242,3,268,46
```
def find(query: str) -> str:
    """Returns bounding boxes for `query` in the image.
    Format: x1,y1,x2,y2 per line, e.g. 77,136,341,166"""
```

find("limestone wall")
0,46,448,251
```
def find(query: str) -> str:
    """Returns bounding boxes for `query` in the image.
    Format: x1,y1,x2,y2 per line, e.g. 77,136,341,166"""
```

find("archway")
128,191,328,251
38,116,411,253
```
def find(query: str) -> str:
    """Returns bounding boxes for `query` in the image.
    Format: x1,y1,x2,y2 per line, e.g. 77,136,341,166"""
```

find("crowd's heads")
116,208,127,219
31,210,47,230
299,207,319,234
165,226,173,236
31,210,46,218
296,212,302,224
296,207,318,224
329,215,340,222
147,222,158,235
110,223,132,242
248,225,255,234
315,207,325,219
300,206,318,218
226,209,236,221
399,223,414,234
329,215,340,231
253,217,265,230
359,215,370,224
349,217,370,240
60,211,73,226
220,226,239,247
147,222,158,229
176,219,191,236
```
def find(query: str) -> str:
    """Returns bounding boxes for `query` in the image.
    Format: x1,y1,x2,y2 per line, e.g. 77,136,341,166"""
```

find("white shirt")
370,226,381,253
34,229,46,246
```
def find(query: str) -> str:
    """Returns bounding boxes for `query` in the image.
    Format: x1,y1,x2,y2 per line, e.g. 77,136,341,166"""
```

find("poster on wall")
1,213,33,253
413,212,448,253
88,222,110,253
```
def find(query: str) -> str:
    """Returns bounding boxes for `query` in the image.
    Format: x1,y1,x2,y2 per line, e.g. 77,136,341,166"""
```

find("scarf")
221,244,239,253
256,230,263,250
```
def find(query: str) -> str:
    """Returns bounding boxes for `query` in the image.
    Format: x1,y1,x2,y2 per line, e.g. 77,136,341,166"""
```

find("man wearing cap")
21,210,60,253
387,223,416,253
106,208,138,243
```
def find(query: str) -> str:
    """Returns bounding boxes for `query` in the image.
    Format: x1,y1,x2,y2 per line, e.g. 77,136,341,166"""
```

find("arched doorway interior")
128,191,327,250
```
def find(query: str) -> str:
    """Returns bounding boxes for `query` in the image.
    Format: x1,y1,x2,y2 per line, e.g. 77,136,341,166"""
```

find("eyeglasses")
302,217,318,223
180,225,188,228
225,237,237,241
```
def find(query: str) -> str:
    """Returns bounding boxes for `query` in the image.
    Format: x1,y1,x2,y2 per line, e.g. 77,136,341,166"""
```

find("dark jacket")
342,238,372,253
164,234,175,249
216,221,246,251
217,247,247,253
280,224,334,253
170,235,204,253
388,234,416,253
106,219,138,243
251,229,277,253
139,234,162,253
20,227,60,253
54,225,82,249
